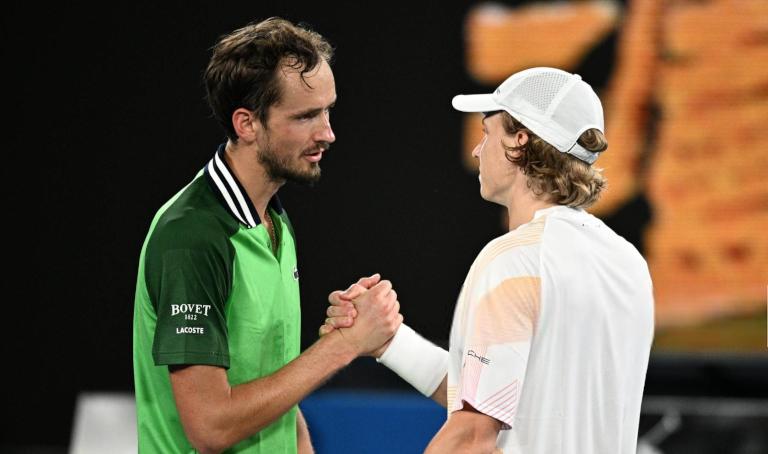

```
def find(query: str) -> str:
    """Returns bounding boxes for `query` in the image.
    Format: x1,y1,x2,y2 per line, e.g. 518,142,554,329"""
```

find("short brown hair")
204,17,334,141
500,112,608,209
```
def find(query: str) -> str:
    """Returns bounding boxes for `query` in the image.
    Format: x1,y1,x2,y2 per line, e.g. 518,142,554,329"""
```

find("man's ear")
516,130,529,147
231,108,263,143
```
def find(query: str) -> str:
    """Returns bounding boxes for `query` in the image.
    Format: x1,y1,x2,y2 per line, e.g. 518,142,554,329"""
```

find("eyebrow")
290,98,337,119
481,110,501,127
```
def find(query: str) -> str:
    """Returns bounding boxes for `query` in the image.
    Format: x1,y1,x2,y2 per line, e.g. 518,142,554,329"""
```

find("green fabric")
133,169,302,453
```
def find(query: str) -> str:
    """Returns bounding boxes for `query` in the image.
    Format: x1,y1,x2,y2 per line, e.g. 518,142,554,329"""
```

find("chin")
289,168,322,186
479,188,502,205
303,164,321,180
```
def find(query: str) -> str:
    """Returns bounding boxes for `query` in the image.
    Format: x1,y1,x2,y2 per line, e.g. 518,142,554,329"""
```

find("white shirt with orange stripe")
447,205,654,454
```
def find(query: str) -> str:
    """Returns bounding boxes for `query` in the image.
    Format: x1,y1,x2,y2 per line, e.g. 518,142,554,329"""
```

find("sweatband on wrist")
376,323,449,397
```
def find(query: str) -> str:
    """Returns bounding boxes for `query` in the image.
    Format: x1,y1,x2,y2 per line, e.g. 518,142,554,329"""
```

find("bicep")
426,404,501,453
452,404,502,438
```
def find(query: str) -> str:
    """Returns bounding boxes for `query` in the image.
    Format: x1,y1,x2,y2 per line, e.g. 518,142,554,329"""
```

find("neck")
506,199,556,231
503,175,556,231
223,140,283,220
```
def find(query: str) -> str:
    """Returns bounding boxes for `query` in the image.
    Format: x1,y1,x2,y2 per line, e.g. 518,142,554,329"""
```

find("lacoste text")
176,327,205,334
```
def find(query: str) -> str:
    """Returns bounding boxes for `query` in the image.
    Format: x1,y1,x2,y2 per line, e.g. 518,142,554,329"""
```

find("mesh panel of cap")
512,71,572,113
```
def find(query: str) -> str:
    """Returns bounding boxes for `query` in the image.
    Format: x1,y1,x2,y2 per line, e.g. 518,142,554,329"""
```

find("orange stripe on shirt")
471,276,541,345
475,216,545,276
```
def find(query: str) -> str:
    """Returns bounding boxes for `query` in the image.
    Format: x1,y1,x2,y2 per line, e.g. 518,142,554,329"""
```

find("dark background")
3,1,765,450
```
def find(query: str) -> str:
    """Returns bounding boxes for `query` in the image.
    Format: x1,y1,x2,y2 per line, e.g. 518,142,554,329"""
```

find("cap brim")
451,94,500,113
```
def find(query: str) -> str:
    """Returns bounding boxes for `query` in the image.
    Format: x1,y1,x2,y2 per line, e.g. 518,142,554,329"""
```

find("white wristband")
376,323,449,397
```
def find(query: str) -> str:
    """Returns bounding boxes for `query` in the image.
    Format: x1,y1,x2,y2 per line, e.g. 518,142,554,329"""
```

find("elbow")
185,424,232,454
192,445,221,454
185,417,272,453
189,437,227,454
188,436,223,454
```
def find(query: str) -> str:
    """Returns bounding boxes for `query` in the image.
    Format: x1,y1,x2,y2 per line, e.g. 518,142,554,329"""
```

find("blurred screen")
460,0,768,352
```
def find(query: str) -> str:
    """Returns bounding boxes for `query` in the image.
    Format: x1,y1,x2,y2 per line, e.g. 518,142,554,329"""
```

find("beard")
257,140,324,187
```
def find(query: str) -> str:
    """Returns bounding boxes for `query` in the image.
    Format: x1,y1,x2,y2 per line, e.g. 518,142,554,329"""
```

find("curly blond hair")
500,113,608,209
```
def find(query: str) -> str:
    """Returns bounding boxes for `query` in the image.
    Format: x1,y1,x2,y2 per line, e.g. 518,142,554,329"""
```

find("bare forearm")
429,376,448,408
225,332,353,444
174,331,355,453
296,408,314,454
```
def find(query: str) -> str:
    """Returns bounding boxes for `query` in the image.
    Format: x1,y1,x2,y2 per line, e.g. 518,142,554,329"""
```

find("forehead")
274,59,336,111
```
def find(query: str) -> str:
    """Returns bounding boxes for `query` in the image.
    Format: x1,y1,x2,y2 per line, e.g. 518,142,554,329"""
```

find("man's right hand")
320,275,402,357
318,274,380,336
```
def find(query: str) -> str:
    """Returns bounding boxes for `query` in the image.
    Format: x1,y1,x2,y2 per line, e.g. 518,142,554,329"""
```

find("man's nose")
472,136,486,158
316,112,335,144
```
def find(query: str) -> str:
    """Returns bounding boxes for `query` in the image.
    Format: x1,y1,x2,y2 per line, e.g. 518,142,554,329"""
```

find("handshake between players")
319,274,401,359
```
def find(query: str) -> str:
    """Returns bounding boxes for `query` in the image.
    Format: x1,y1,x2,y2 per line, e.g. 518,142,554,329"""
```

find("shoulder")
466,222,544,298
475,216,546,274
542,206,650,275
146,175,239,260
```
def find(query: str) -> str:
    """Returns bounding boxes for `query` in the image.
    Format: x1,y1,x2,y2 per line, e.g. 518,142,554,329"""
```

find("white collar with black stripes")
203,144,284,229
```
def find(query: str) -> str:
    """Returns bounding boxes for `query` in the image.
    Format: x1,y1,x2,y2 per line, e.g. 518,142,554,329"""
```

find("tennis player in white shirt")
322,67,654,454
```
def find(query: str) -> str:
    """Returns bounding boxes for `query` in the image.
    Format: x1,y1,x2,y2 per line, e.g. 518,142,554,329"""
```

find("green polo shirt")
132,144,302,453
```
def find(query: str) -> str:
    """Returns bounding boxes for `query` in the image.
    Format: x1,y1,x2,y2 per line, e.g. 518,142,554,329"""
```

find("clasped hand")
319,274,401,358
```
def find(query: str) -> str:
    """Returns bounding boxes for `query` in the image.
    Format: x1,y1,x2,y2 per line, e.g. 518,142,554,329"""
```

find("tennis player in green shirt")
132,17,402,453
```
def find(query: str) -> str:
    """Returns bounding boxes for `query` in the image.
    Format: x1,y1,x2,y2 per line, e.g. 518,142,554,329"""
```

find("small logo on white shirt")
467,350,491,365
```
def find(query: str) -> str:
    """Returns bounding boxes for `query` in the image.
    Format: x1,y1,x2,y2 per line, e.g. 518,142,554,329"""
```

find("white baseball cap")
452,67,605,164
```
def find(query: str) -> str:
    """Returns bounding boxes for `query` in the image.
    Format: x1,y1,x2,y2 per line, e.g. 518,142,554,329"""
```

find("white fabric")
70,392,137,454
377,323,449,397
451,67,605,164
447,205,654,454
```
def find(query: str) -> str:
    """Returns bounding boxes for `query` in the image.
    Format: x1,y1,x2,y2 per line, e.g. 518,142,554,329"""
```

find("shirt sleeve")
455,268,541,430
145,228,233,368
